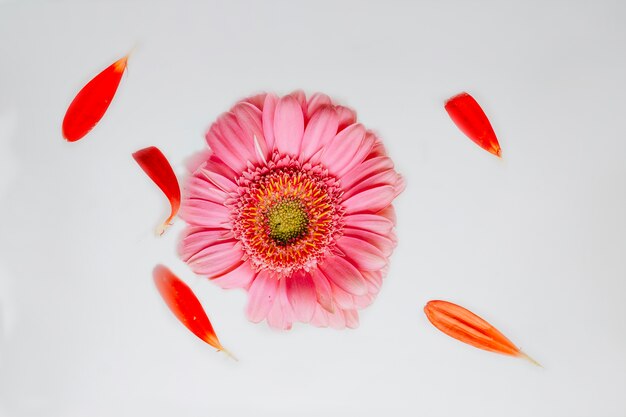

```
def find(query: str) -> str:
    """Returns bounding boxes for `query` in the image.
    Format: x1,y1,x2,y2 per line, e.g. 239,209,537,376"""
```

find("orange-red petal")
153,265,234,358
444,92,501,157
424,300,538,365
132,146,181,235
62,55,128,142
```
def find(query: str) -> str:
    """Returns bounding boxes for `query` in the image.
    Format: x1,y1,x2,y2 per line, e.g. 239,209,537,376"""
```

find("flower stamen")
229,154,344,276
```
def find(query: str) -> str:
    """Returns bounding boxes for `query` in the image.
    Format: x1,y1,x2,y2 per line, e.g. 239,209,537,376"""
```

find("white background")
1,1,625,416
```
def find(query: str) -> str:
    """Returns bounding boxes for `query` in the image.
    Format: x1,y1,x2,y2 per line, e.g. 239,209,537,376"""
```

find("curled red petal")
62,55,128,142
153,264,235,358
424,300,539,366
444,92,501,157
132,146,181,235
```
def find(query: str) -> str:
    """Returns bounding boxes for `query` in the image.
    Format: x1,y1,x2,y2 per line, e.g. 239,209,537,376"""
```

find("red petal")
153,265,234,358
444,92,501,157
62,55,128,142
132,146,181,235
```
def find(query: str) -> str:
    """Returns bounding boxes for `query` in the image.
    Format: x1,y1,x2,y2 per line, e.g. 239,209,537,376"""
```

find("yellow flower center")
267,199,309,245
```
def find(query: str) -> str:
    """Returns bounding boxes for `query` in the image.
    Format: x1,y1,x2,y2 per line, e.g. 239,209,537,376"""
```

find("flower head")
179,91,404,329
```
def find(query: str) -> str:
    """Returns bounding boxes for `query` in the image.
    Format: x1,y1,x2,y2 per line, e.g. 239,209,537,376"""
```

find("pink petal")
273,95,304,156
344,213,394,236
311,304,330,328
319,123,367,177
354,293,375,309
343,185,395,215
318,255,367,296
388,229,398,248
327,308,346,329
288,90,308,116
341,156,394,191
343,130,375,177
337,235,387,271
343,309,360,329
179,198,231,228
232,102,268,163
361,270,383,292
342,169,399,200
219,112,257,162
366,136,388,159
243,93,267,111
205,154,238,178
266,301,287,330
306,93,332,120
198,165,237,194
211,261,255,289
336,106,356,131
309,269,335,313
205,117,248,173
184,148,212,173
285,271,316,322
266,279,293,330
262,93,278,151
246,270,279,323
187,240,244,278
393,174,406,196
344,227,394,257
178,227,233,262
184,175,228,204
329,281,356,310
377,205,397,225
300,105,339,162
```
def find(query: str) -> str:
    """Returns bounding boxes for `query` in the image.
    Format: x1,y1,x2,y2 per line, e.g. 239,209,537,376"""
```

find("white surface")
1,1,626,416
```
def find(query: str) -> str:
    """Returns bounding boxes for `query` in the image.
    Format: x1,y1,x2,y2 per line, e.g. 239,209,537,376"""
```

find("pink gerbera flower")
179,91,404,330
